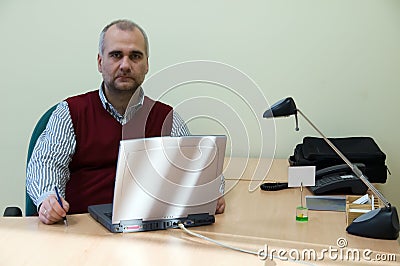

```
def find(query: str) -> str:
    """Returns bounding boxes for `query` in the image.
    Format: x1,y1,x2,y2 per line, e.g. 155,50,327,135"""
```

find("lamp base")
346,206,399,240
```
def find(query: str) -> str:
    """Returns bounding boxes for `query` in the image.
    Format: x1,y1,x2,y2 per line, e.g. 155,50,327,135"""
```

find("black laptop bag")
288,137,388,183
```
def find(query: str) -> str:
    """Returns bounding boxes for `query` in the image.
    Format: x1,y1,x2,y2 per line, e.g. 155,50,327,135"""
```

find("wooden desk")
1,159,399,265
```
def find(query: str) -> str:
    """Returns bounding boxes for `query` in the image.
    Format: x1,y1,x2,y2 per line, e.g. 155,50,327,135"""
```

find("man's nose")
119,56,132,72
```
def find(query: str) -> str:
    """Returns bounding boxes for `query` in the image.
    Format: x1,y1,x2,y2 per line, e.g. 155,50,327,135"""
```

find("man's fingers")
61,197,70,212
38,195,69,224
39,199,59,224
216,197,226,214
49,195,67,217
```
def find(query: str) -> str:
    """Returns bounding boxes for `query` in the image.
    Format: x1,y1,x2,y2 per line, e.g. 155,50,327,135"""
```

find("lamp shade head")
263,97,297,118
346,206,399,240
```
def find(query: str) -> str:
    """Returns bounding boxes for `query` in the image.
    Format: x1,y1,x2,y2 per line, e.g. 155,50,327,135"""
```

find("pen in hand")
54,186,68,226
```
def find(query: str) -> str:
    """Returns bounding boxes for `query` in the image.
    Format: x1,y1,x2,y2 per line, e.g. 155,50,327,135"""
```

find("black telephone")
309,163,369,195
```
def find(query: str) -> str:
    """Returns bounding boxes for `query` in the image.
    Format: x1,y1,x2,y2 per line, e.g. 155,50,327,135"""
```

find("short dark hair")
98,19,149,57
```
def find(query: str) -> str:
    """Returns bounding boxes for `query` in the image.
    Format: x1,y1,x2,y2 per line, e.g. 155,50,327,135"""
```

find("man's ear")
145,57,149,74
97,54,103,73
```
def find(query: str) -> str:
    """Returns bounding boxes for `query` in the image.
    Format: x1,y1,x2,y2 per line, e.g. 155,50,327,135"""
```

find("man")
27,19,225,225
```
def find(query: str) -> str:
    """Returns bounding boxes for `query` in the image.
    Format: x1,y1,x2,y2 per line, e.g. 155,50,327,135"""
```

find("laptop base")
89,204,215,233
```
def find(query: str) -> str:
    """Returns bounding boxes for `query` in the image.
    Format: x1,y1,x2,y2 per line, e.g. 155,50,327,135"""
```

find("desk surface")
1,159,399,265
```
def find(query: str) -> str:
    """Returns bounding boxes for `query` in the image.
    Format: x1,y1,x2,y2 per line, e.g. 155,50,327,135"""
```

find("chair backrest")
25,105,58,216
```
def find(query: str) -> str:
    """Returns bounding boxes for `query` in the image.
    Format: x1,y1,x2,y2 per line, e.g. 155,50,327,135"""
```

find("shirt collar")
98,83,144,124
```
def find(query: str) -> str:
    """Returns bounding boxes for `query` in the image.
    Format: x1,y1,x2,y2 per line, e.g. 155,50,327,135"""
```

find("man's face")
97,25,149,94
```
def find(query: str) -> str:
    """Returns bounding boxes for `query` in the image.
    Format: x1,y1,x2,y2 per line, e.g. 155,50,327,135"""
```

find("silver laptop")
88,135,226,233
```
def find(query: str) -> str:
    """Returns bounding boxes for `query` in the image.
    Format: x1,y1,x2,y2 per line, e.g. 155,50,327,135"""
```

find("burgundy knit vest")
65,90,172,214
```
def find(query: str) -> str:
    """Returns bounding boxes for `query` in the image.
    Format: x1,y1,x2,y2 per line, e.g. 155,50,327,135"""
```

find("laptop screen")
111,136,226,224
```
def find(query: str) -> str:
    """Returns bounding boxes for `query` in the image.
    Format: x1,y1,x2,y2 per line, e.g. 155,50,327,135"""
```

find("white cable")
177,223,316,266
178,223,258,255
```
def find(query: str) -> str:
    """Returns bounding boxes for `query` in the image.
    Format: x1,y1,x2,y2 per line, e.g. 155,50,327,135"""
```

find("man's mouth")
116,76,133,81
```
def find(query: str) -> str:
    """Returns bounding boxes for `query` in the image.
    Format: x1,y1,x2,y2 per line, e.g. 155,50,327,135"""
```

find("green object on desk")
296,206,308,222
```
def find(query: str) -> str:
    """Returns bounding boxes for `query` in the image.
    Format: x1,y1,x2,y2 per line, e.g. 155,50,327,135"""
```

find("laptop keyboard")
105,212,112,219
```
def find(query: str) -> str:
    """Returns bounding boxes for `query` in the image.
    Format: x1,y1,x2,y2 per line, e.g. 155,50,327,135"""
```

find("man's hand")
38,194,69,225
216,197,225,214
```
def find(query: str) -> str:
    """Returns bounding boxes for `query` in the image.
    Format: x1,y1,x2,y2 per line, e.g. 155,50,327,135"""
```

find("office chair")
25,104,58,216
3,104,57,217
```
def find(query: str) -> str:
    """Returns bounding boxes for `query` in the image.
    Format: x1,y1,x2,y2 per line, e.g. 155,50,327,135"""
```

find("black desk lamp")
263,97,399,240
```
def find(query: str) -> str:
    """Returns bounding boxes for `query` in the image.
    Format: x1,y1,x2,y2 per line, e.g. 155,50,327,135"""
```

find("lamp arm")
297,109,391,208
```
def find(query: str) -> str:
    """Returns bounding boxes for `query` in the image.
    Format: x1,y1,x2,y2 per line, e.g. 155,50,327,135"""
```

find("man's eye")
130,54,142,60
110,53,121,58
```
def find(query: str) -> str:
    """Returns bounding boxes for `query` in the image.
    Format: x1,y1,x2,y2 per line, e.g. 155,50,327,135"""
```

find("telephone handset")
315,163,365,179
309,163,369,195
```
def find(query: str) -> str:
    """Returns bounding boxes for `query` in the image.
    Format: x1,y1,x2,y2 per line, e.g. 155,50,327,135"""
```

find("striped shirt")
26,86,190,208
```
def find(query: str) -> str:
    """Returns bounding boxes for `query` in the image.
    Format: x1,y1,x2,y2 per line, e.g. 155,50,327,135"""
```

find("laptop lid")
89,135,226,232
112,135,226,223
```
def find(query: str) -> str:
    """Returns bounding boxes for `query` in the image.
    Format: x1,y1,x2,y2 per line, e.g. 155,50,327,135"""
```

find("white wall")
1,0,399,214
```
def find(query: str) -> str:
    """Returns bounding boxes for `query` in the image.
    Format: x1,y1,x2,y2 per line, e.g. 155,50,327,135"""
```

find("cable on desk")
178,222,258,255
177,223,316,266
260,182,288,191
